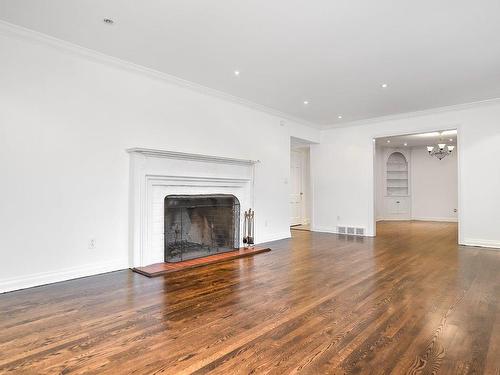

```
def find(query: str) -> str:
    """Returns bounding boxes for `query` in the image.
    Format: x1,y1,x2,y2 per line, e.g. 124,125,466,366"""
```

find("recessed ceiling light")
414,132,441,137
387,140,391,143
337,115,343,119
441,130,457,136
381,83,388,88
449,138,453,142
404,142,408,146
103,18,114,24
303,101,309,105
234,70,240,76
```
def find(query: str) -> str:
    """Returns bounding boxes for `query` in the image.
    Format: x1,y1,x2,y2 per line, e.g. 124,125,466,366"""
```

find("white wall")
312,101,500,249
0,26,319,292
410,146,458,221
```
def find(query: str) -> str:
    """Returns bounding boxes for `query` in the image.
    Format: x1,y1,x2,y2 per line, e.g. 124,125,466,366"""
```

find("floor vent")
355,227,365,236
337,226,366,237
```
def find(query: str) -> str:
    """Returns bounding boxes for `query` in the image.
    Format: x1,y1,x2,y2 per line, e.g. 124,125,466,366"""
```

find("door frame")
371,127,461,242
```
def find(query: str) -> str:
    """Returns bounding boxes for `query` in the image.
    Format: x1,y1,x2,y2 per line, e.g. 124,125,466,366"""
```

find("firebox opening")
164,194,240,262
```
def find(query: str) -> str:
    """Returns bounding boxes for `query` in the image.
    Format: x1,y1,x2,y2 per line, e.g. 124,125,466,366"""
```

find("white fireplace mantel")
127,148,258,267
126,148,259,166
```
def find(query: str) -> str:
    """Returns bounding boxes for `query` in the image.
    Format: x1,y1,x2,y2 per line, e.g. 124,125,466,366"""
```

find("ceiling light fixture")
303,101,309,105
338,115,343,119
427,138,455,160
381,83,388,88
103,18,114,24
387,140,391,143
234,70,240,76
404,142,408,146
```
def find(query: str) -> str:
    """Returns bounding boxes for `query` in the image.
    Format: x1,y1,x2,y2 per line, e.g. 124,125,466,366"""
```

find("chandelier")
427,142,455,160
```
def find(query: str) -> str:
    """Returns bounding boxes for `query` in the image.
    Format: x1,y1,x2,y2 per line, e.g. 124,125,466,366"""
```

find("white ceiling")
376,130,457,148
1,0,500,128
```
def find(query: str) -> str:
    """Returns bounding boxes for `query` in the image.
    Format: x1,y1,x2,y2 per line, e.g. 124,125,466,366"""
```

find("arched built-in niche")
386,152,408,196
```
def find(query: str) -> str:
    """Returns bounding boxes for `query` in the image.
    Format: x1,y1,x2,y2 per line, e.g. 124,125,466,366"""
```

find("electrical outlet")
88,239,96,249
453,208,458,213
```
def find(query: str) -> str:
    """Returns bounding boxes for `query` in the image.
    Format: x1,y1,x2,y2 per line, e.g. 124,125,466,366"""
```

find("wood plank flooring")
0,221,499,374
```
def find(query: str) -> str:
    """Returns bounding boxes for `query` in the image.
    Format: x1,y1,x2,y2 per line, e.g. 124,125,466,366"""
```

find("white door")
290,151,302,226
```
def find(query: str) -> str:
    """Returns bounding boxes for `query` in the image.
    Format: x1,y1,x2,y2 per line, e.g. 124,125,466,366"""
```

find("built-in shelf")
386,152,409,196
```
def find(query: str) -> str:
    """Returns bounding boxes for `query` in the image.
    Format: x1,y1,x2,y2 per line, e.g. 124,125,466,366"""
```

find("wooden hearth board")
132,247,271,277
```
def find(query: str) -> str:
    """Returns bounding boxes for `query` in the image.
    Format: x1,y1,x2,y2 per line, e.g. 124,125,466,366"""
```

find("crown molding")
4,19,498,132
0,20,321,130
127,148,259,166
321,97,500,131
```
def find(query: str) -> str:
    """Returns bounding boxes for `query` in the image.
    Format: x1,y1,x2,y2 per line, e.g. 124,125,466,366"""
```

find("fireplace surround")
164,194,240,262
127,148,258,267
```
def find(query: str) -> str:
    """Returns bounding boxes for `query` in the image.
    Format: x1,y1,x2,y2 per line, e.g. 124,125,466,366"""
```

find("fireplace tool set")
242,209,255,247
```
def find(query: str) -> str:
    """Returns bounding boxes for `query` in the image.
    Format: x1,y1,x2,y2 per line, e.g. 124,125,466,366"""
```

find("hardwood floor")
0,221,499,374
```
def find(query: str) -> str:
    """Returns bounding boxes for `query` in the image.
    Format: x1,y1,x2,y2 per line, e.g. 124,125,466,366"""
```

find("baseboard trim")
311,226,338,234
460,239,500,250
0,259,129,294
376,217,411,221
257,231,292,244
411,217,458,222
377,217,458,223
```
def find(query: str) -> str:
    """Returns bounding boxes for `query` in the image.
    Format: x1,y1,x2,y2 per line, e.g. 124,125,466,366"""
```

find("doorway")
290,137,312,230
373,129,459,240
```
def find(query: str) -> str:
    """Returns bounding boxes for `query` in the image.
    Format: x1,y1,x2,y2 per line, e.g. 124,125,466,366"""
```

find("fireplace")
164,194,240,262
